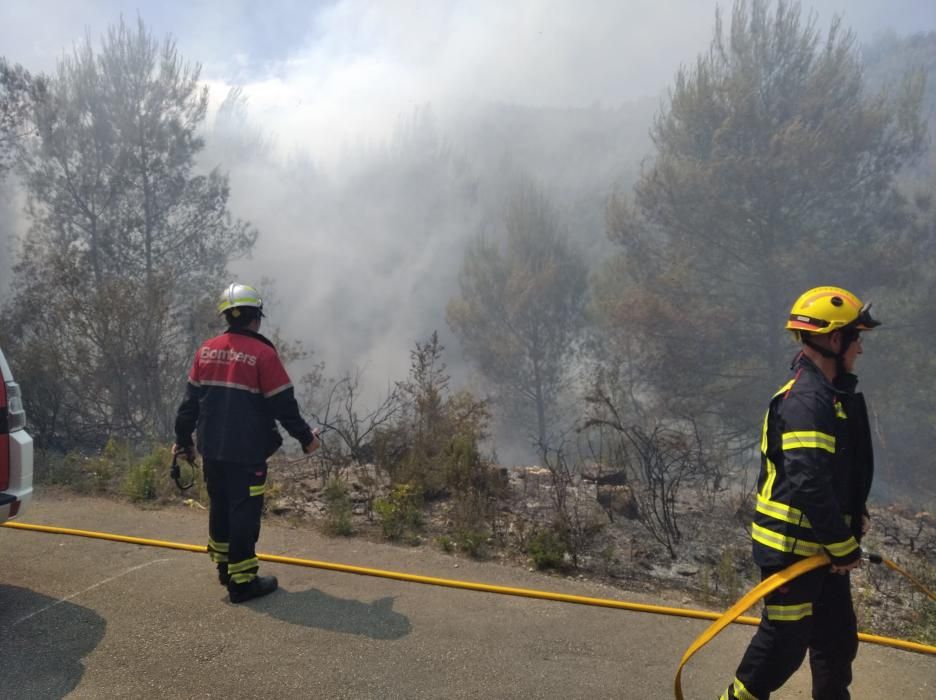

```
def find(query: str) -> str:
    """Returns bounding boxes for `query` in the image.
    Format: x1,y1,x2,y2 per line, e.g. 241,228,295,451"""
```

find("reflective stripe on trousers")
722,566,857,700
203,458,267,588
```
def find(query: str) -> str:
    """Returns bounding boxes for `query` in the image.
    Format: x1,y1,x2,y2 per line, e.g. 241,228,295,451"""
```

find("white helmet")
217,283,264,317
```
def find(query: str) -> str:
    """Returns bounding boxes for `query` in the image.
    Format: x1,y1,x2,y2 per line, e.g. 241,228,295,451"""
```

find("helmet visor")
855,303,881,330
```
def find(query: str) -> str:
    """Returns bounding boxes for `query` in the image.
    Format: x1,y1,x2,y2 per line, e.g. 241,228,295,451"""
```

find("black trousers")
724,566,858,700
203,459,268,587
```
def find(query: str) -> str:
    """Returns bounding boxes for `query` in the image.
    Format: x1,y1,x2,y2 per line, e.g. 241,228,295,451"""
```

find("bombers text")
200,346,258,366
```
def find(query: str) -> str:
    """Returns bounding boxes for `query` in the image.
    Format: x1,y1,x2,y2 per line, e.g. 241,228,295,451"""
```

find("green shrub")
903,559,936,645
457,529,488,560
436,535,455,553
123,445,175,502
716,547,742,602
374,483,422,540
445,434,484,493
123,462,159,501
36,441,201,504
699,546,746,604
527,528,568,570
443,433,506,549
908,597,936,646
84,438,130,492
385,334,493,503
323,478,354,536
599,544,619,575
33,450,84,487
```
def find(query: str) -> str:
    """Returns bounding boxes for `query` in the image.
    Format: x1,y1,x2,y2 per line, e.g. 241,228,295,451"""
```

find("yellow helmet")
786,286,880,335
217,283,264,316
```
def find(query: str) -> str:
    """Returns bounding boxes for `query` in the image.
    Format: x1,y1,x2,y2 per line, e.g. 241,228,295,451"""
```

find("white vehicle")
0,346,32,522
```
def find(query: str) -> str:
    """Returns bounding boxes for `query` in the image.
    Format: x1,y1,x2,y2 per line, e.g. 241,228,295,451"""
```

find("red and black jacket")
751,354,873,569
174,329,313,465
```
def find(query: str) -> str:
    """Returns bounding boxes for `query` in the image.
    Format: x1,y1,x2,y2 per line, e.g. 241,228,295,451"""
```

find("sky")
2,1,935,162
2,0,935,460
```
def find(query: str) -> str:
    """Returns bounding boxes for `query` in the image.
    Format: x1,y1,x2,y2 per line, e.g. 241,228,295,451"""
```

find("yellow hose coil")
674,553,936,699
674,555,827,699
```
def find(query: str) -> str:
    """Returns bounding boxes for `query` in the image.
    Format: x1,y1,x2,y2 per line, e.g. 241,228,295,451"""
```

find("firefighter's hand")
830,558,861,575
302,430,321,454
172,443,196,461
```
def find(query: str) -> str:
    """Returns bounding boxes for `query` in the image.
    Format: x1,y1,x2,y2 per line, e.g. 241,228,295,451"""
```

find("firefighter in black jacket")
720,286,879,700
173,283,320,603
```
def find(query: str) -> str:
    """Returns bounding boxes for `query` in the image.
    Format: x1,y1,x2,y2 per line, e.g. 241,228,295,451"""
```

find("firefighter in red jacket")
721,286,879,700
173,283,319,603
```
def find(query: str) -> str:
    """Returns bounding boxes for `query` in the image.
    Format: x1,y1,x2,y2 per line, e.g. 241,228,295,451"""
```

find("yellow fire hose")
674,555,827,699
3,520,934,699
673,552,936,699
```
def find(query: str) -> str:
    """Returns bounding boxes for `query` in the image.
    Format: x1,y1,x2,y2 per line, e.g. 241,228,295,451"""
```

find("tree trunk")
533,359,547,454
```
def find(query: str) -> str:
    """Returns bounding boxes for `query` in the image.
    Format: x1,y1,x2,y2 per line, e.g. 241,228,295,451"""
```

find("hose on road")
3,519,934,699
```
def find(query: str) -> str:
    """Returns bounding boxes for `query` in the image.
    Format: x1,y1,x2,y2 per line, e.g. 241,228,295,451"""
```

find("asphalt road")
1,492,932,699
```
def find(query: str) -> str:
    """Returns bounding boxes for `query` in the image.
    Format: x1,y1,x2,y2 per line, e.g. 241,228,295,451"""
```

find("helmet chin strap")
802,334,836,359
802,327,857,378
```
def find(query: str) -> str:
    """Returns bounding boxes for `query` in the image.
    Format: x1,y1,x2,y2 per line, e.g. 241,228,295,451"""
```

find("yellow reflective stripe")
227,557,259,574
760,457,778,501
758,408,776,500
772,379,796,399
755,498,853,531
208,538,229,563
766,602,813,621
754,519,857,559
720,692,730,700
751,522,822,556
249,484,266,497
760,409,769,453
825,536,859,558
759,380,793,502
755,495,811,528
732,676,760,700
781,431,835,454
231,572,256,584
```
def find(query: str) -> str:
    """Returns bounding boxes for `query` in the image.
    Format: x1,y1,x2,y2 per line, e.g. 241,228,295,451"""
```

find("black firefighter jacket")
174,329,313,465
751,353,873,569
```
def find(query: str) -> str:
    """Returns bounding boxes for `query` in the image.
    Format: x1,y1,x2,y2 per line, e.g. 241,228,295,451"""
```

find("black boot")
217,564,230,586
228,575,278,604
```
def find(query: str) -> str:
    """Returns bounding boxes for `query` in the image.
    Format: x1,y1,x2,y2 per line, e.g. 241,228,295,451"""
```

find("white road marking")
12,558,171,627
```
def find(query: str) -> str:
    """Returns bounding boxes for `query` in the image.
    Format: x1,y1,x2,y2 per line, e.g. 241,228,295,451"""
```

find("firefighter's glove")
172,443,196,461
170,449,197,491
830,558,862,575
829,546,862,575
302,429,322,455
